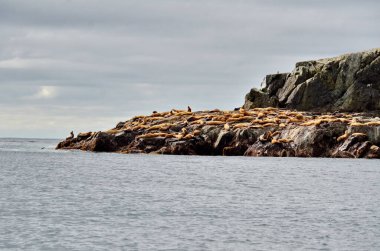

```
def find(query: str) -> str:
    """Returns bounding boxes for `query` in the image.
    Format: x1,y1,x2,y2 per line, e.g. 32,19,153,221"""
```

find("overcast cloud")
0,0,379,138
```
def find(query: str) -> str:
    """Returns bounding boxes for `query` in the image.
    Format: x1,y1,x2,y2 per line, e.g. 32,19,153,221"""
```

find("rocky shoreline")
56,107,380,158
57,49,380,158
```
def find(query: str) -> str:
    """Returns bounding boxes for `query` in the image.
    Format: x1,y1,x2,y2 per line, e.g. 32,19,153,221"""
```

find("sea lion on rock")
181,128,188,136
300,119,323,126
271,139,281,144
351,132,367,137
106,129,122,134
350,122,366,127
337,131,349,142
277,138,293,144
233,123,251,129
288,117,303,123
137,133,172,139
270,131,281,138
365,121,380,126
183,134,195,140
77,132,92,138
147,123,172,131
211,116,227,122
190,119,205,125
56,104,380,158
205,121,225,125
257,112,265,119
210,109,221,113
193,130,201,136
279,138,293,143
66,131,74,140
370,145,380,152
259,131,272,142
262,123,277,128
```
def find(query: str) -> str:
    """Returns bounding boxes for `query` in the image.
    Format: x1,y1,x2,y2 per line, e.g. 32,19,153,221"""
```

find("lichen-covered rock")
243,48,380,113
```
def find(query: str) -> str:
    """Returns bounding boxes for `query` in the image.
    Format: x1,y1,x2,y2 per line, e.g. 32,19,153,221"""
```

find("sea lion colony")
57,107,380,155
57,107,380,158
103,107,379,140
56,49,380,158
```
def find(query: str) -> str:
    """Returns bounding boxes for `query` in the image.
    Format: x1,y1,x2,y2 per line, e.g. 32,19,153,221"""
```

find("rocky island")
57,49,380,158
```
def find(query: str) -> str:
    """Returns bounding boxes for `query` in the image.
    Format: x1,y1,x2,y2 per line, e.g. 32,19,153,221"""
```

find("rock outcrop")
243,48,380,113
56,108,380,158
57,49,380,158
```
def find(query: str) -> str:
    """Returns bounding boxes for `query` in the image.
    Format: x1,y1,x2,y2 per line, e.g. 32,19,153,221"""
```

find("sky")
0,0,379,138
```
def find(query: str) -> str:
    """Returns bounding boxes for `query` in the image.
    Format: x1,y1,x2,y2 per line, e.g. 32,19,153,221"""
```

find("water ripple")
0,139,379,250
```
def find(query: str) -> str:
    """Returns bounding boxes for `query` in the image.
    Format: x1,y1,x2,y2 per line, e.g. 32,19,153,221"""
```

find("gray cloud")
0,0,379,138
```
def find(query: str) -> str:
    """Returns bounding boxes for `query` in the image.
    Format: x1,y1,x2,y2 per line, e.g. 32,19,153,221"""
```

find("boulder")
83,132,117,152
261,73,288,96
244,88,279,108
333,134,371,158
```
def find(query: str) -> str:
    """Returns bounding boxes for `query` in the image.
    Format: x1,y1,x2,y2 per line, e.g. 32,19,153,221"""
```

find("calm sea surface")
0,138,379,250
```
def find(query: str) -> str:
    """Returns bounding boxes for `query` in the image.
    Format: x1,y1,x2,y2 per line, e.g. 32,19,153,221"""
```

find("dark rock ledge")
57,108,380,158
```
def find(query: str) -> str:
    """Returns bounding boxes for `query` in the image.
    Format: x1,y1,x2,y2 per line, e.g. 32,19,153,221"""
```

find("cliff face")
243,48,380,112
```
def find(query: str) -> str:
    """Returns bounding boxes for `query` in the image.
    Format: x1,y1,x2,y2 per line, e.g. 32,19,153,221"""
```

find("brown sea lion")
337,131,349,142
66,131,74,140
365,121,380,126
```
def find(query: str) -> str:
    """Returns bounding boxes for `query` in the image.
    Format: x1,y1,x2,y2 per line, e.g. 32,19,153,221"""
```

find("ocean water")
0,138,379,250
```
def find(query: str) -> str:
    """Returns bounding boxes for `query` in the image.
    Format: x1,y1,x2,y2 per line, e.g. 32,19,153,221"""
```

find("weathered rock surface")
57,108,380,158
244,48,380,113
